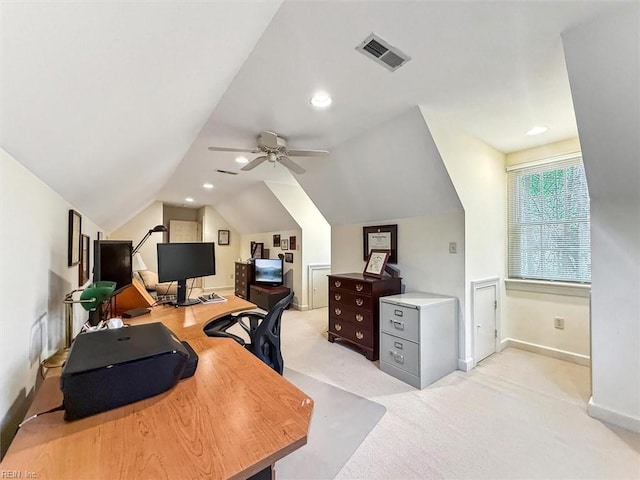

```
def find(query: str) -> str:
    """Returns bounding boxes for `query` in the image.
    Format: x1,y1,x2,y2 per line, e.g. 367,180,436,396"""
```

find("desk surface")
0,296,313,479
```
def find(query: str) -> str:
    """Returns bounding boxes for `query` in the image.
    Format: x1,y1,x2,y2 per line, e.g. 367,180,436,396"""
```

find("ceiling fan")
208,131,329,174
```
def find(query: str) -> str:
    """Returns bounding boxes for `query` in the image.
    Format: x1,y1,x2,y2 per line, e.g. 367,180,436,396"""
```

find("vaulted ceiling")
0,1,628,232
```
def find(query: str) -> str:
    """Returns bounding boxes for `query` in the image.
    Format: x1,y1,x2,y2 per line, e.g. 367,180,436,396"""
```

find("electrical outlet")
229,273,234,279
449,242,457,254
554,317,565,329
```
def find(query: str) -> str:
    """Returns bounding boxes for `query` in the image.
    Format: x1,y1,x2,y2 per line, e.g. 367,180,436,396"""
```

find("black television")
157,242,216,306
254,258,283,287
93,240,133,294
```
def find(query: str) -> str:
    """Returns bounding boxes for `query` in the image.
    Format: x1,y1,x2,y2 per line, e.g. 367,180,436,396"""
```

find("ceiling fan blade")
241,155,268,171
286,149,330,157
208,146,260,154
277,156,306,174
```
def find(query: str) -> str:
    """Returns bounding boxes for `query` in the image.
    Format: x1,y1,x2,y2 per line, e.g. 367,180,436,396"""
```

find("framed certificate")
363,250,390,278
363,224,397,264
218,229,230,246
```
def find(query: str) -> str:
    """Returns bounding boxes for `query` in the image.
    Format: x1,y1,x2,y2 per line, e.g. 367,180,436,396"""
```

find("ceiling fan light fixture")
310,92,332,108
526,125,548,136
235,156,249,164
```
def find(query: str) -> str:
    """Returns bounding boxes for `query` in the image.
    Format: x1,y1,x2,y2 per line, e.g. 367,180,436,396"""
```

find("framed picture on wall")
284,252,293,263
68,209,82,267
363,224,397,264
273,234,281,247
218,229,230,246
289,235,297,250
79,235,90,285
251,242,264,259
281,239,289,250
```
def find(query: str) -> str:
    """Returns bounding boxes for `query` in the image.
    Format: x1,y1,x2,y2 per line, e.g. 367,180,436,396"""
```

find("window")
507,154,590,283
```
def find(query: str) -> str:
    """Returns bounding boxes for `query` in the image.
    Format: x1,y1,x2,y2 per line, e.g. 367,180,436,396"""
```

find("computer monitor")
157,242,216,306
93,240,133,294
254,258,283,287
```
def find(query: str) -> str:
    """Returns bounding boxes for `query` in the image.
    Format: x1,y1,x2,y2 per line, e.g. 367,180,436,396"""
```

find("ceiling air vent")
216,169,238,175
356,33,410,72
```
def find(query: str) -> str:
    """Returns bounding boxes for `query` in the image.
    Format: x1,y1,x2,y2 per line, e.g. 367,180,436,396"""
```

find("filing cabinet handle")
355,284,363,292
355,313,364,323
390,319,404,330
334,323,342,332
355,331,364,340
355,298,364,307
334,293,341,301
390,351,405,364
334,308,342,316
334,280,341,288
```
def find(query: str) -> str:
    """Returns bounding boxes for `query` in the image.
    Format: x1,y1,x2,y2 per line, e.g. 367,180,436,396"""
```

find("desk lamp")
43,281,116,368
132,225,168,255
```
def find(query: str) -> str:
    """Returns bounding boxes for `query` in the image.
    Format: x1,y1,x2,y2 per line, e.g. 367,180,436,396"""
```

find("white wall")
422,109,506,368
198,205,239,291
109,201,164,272
332,214,465,357
500,139,591,362
0,149,102,456
241,229,303,308
266,182,331,310
563,4,640,431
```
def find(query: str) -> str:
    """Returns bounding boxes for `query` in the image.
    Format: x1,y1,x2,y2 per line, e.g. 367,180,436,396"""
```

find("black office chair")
203,292,293,375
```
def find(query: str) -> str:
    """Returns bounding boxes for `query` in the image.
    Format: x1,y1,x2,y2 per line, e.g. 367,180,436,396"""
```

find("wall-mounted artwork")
79,235,90,285
289,235,297,250
68,209,81,267
218,229,230,246
273,234,281,247
284,252,293,263
281,239,289,250
363,224,397,264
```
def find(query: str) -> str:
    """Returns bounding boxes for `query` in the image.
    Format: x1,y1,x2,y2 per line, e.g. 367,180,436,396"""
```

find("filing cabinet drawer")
380,302,420,342
328,320,374,349
380,333,419,376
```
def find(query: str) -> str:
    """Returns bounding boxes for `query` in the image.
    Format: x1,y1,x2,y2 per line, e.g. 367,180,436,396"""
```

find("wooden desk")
0,296,313,479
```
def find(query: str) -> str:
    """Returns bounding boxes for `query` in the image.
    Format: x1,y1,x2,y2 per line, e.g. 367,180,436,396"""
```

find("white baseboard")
588,397,640,432
292,302,308,311
458,358,473,372
501,338,590,367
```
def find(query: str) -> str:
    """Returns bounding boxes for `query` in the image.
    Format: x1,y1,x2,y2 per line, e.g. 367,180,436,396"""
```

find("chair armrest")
234,311,266,336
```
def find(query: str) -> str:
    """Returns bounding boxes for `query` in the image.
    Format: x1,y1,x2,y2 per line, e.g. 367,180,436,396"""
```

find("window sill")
505,279,591,298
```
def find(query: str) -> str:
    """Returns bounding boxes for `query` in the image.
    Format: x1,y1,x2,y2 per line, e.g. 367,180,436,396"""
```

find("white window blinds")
507,155,591,283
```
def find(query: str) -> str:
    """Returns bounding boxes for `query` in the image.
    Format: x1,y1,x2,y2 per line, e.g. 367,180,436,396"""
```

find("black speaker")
60,323,188,421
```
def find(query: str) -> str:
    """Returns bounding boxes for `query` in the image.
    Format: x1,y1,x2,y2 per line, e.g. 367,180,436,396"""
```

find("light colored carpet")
276,369,386,480
276,306,640,480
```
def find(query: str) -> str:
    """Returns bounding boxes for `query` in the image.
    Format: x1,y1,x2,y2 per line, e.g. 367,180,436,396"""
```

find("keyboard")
198,293,227,304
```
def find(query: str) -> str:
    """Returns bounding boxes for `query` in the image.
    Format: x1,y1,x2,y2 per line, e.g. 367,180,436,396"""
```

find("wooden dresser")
327,273,401,361
234,262,254,300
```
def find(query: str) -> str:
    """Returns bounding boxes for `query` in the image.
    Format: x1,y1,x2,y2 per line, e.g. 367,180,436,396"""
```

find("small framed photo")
281,238,289,250
68,209,82,267
251,242,264,259
79,235,90,285
218,229,230,246
363,249,390,278
284,252,293,263
273,234,281,247
289,235,297,250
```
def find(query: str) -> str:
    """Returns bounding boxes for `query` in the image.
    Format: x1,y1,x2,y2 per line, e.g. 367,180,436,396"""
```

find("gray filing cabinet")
379,293,458,389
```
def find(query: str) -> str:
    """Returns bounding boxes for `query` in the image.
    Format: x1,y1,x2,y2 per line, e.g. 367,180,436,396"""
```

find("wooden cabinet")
235,262,254,300
379,293,457,388
250,285,291,311
327,273,401,361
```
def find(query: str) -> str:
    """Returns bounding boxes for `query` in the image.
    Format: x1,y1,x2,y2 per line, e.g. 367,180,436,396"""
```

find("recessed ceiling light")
203,183,214,189
310,92,332,108
185,197,194,203
235,156,249,164
526,125,548,136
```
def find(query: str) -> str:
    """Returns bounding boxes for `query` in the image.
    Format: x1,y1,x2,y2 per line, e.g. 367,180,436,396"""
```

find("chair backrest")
248,291,293,375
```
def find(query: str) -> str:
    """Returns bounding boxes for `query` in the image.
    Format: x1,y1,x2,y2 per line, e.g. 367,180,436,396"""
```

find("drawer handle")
355,298,364,307
355,331,364,340
334,308,342,316
355,284,363,292
390,351,405,364
355,313,364,322
334,280,341,288
334,323,342,332
334,293,342,301
390,319,404,330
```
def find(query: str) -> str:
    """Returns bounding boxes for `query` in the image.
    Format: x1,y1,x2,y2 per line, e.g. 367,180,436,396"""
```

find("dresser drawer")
328,320,374,348
330,291,372,310
380,301,420,342
329,304,372,326
329,277,371,294
380,333,419,376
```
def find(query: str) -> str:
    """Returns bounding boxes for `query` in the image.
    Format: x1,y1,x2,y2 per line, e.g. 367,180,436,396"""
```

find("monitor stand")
172,279,200,307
